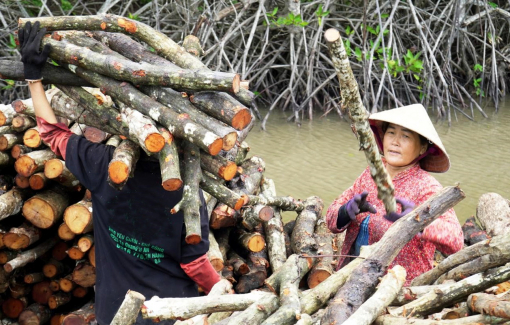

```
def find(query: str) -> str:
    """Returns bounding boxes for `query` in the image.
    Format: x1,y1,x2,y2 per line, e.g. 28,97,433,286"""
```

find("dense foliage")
1,0,509,126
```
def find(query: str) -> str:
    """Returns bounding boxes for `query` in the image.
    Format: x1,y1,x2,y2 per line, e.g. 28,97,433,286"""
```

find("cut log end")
307,269,333,289
248,233,265,252
44,159,64,179
29,173,47,190
22,198,55,229
218,162,237,181
258,206,274,221
0,112,6,126
222,132,238,151
208,138,224,156
144,133,165,153
234,197,246,211
210,258,224,272
58,223,76,241
324,28,341,43
15,174,30,188
23,129,42,148
2,297,25,318
64,205,92,234
108,161,130,184
15,155,37,177
185,234,202,245
231,109,252,131
0,137,9,151
3,233,29,250
162,178,183,191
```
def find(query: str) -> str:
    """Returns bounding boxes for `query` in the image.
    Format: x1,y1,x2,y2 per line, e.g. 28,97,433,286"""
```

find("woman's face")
383,123,426,168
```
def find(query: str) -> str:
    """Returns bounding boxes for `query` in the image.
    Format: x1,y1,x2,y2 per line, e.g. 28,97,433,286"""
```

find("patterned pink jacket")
326,163,464,285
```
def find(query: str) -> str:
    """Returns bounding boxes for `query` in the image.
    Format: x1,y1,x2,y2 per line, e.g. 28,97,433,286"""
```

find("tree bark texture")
342,266,406,325
69,66,223,155
61,301,96,325
3,222,41,250
391,284,451,306
141,291,275,320
307,215,334,289
72,261,96,287
200,173,245,210
157,126,182,191
42,37,240,93
12,114,36,133
235,250,269,294
142,86,238,151
462,216,489,246
0,103,16,127
412,232,510,286
291,196,323,256
374,314,508,325
14,148,57,178
44,158,80,188
261,177,287,273
200,151,237,181
172,141,202,245
107,139,140,190
324,28,396,214
215,294,279,325
391,263,510,317
0,134,24,151
18,303,51,325
4,237,59,273
476,192,510,237
190,92,251,130
248,194,305,212
240,204,273,231
0,60,92,86
0,187,29,221
208,230,224,272
111,290,146,325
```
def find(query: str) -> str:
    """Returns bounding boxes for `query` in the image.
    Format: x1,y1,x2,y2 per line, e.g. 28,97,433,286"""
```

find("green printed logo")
109,227,165,264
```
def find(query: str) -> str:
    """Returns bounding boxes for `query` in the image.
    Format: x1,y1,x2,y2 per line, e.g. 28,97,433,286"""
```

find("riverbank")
246,98,510,223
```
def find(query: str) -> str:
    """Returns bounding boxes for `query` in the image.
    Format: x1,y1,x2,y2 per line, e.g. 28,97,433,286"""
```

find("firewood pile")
1,14,510,325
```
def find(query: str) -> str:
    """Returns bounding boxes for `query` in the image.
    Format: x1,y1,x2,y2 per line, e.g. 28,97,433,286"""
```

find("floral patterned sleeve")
326,169,366,233
418,183,464,255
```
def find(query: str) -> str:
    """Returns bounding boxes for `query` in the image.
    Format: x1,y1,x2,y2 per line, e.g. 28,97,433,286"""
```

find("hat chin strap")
411,146,438,165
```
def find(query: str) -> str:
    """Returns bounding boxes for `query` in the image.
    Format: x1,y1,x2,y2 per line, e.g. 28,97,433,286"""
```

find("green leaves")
473,64,483,72
266,8,309,28
128,12,140,21
315,4,329,26
1,80,15,91
8,34,17,49
61,0,73,11
488,2,498,8
403,50,423,74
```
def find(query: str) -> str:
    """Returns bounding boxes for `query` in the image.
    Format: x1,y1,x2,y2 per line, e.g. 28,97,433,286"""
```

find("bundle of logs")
1,14,510,325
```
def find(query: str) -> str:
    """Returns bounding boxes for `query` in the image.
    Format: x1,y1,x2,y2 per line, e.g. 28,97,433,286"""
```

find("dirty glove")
384,198,415,222
337,191,377,229
18,21,51,80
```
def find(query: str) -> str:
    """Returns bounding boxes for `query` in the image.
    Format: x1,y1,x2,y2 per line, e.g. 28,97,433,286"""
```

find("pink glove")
180,254,220,294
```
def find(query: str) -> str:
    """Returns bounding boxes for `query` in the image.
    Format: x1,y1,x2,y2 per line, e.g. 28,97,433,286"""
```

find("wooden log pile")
1,14,510,325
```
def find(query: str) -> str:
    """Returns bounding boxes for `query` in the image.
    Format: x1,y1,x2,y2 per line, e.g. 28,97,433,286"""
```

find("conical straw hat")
369,104,450,173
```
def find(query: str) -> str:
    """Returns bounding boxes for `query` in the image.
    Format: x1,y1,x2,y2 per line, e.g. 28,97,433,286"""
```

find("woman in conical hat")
326,104,463,285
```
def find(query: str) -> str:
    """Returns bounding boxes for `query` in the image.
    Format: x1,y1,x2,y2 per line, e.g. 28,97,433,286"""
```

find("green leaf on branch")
128,13,140,21
345,26,354,36
1,79,15,90
8,35,17,49
354,47,362,62
61,0,73,10
488,2,498,8
474,64,483,72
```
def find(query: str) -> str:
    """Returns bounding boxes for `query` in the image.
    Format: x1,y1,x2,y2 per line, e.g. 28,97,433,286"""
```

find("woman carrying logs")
326,104,463,285
19,22,219,324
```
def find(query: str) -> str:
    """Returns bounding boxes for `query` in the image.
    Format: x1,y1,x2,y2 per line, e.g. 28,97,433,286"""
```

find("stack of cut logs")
1,14,510,325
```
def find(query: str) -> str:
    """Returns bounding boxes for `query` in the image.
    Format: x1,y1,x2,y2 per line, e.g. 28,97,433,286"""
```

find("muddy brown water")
246,100,510,224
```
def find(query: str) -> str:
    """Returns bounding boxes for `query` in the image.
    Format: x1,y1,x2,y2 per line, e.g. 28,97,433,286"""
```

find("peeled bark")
467,292,510,319
111,290,146,325
64,200,93,235
325,28,396,214
107,139,140,190
172,141,202,245
15,149,57,178
22,186,70,229
190,92,251,130
142,291,274,320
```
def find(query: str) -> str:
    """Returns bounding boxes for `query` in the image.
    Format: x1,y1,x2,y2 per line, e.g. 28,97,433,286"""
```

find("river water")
246,99,510,224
